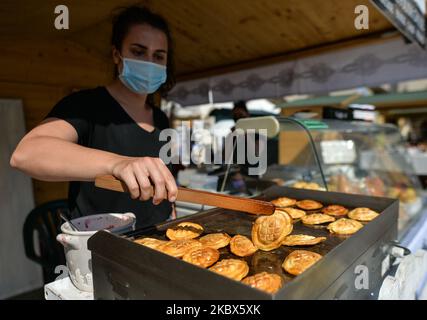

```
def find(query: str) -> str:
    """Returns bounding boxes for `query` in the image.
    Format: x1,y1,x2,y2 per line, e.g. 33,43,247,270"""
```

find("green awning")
278,91,427,109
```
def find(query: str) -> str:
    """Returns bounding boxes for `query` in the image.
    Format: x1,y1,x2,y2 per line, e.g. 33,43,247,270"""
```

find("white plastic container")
56,212,136,292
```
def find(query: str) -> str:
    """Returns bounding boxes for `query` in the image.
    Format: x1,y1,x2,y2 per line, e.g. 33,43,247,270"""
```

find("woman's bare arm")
10,118,177,204
10,118,120,181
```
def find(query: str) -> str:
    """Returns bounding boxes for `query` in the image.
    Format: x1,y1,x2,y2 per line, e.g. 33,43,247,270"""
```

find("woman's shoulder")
47,87,107,121
59,86,106,104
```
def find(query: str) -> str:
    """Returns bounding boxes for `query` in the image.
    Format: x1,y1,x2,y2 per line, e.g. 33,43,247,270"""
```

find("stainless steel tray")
88,186,399,299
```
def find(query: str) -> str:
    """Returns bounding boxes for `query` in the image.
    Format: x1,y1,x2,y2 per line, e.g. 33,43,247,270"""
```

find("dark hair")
233,100,247,110
111,6,175,104
232,100,249,122
419,120,427,142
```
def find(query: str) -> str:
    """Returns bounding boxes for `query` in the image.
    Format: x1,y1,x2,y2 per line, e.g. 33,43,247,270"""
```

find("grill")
88,186,399,299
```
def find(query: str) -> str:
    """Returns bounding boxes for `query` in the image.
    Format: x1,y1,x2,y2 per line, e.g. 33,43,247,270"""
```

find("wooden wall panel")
0,39,113,88
1,0,392,77
0,39,113,206
0,82,66,130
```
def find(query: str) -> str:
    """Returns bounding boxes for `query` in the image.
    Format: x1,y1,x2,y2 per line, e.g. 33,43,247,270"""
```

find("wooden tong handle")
95,175,275,215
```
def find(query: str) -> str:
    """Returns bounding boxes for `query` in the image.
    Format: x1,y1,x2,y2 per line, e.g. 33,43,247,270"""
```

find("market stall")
2,0,427,301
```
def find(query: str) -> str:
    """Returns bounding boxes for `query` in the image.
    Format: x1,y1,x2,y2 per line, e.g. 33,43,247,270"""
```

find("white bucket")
56,212,136,292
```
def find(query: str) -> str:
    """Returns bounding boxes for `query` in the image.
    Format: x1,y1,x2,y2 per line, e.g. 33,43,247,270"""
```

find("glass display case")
263,117,427,239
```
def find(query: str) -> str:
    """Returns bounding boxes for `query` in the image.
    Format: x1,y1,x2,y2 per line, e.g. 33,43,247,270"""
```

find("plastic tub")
56,212,136,292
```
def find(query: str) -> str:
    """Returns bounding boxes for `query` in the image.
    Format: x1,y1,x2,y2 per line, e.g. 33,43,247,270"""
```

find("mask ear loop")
116,53,125,77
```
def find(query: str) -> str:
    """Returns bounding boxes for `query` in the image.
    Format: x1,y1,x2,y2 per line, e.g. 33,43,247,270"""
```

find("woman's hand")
110,156,177,205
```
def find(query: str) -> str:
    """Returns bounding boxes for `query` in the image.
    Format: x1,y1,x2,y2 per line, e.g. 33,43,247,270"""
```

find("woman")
10,6,178,228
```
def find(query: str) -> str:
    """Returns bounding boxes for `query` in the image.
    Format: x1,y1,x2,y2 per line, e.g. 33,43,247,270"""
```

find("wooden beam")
375,99,427,109
176,29,399,81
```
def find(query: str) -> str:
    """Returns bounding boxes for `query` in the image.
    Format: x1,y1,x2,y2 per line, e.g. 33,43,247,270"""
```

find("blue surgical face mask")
118,56,167,95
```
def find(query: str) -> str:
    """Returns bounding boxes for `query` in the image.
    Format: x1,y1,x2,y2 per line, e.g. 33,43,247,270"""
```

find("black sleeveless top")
46,86,172,228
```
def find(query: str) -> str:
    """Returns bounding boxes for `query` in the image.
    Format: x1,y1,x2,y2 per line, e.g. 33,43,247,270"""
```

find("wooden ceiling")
1,0,395,79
